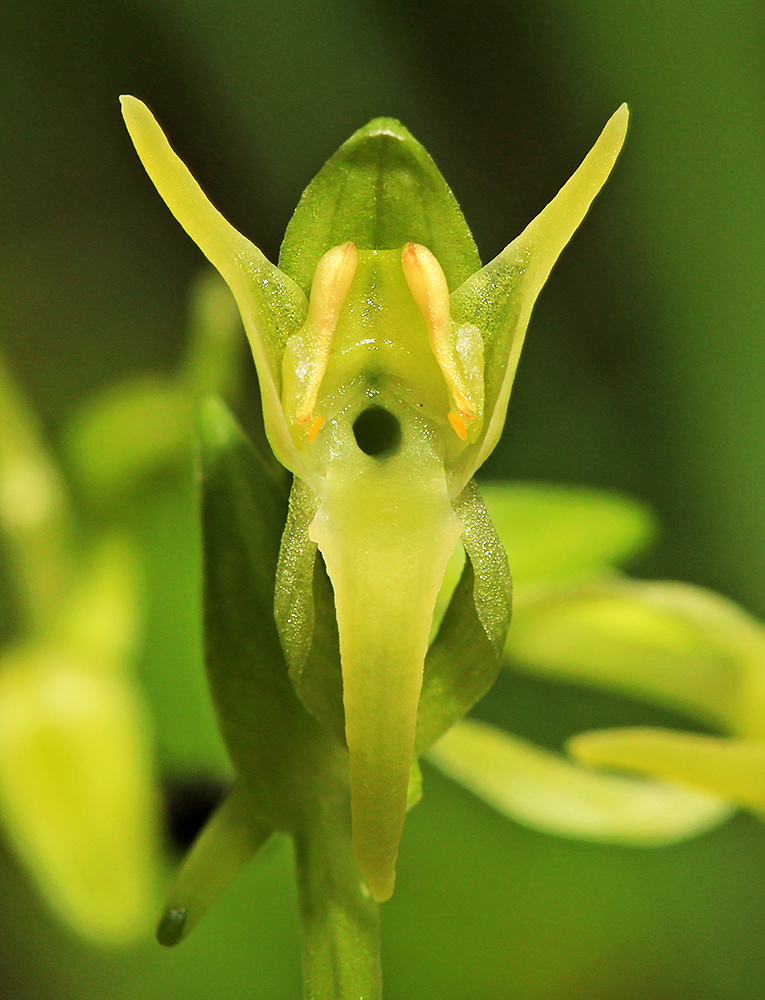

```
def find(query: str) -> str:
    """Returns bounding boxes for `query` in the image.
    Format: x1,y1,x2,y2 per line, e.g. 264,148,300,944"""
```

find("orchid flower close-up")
121,97,628,912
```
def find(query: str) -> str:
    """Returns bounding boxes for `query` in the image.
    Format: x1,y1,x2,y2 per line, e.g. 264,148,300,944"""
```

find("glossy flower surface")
122,98,627,900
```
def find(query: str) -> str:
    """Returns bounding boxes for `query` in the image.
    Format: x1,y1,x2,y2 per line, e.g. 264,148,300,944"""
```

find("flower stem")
294,795,381,1000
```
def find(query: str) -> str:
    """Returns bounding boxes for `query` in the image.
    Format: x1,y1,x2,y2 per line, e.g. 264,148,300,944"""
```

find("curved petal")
429,719,731,845
278,117,480,294
450,105,629,492
506,578,765,732
120,97,312,484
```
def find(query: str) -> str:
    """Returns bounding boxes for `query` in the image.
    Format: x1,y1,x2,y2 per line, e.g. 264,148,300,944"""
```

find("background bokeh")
2,2,765,997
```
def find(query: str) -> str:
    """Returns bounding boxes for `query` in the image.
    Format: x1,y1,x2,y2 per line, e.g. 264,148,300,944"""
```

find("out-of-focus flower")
0,352,158,945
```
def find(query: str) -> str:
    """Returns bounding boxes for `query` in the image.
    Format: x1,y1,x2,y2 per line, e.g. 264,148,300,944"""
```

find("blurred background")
2,1,765,997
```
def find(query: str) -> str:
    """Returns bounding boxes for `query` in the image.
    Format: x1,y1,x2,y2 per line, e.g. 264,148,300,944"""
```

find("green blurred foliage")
2,1,765,998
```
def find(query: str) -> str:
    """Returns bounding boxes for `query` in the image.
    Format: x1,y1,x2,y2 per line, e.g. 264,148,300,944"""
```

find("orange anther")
307,414,324,443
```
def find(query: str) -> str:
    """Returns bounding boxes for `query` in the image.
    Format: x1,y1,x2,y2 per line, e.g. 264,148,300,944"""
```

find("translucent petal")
310,440,462,901
278,118,480,294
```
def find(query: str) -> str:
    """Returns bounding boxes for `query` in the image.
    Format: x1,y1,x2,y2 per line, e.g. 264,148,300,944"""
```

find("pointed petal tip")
602,103,630,157
613,102,629,122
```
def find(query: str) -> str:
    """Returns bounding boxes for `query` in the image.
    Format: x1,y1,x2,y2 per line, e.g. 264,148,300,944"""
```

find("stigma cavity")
401,242,480,440
292,242,358,431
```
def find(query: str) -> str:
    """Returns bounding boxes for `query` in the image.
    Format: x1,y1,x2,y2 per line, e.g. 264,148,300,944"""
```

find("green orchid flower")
122,96,627,903
0,349,159,946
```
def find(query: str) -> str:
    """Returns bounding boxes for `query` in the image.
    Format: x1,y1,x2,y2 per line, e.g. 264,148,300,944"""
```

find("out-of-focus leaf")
430,718,731,845
570,727,765,814
480,481,656,583
0,645,158,945
506,579,765,732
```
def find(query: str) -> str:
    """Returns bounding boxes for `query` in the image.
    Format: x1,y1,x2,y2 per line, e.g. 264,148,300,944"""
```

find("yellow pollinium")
401,242,481,441
283,240,483,449
292,242,358,430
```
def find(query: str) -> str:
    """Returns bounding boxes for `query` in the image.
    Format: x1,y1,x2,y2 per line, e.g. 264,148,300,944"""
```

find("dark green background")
2,2,765,997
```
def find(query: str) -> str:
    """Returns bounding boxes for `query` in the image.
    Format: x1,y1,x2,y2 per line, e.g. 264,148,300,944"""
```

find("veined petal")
450,105,629,492
120,97,312,484
430,719,731,845
278,118,480,294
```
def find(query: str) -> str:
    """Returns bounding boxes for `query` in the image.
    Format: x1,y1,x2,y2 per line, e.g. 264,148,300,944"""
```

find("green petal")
198,397,320,821
292,554,345,746
415,482,511,754
417,556,502,754
120,97,311,483
279,118,480,295
480,480,656,582
429,719,732,845
157,782,272,947
452,481,513,651
450,106,629,491
274,478,321,677
570,727,765,814
506,578,765,732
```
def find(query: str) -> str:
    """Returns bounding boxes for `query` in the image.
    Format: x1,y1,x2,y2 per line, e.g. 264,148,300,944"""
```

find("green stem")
294,795,382,1000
